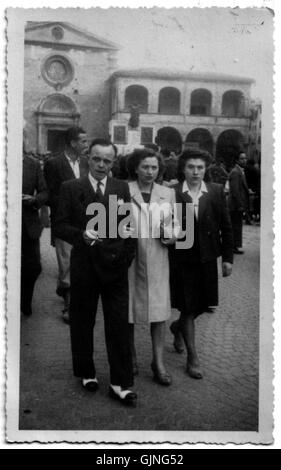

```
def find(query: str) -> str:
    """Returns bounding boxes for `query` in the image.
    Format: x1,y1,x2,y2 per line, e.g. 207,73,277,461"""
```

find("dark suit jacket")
54,176,136,284
44,152,89,230
228,164,249,212
22,155,48,240
174,182,233,264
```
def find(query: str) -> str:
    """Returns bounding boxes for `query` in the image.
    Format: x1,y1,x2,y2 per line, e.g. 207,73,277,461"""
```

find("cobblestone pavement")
19,224,260,431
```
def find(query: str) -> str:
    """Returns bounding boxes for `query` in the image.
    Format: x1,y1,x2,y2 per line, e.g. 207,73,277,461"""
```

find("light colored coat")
128,181,176,324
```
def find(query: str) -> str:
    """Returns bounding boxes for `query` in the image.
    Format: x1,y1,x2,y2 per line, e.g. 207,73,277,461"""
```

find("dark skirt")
169,256,218,317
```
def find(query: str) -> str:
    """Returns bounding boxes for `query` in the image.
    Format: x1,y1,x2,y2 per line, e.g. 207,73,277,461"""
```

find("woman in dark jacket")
169,148,233,379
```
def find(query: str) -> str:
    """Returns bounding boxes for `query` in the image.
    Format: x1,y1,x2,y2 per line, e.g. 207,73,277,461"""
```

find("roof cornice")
110,68,255,84
25,21,120,51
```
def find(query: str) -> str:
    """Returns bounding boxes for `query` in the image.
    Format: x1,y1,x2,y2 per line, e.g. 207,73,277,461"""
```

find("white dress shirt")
182,180,208,219
65,153,80,179
88,173,107,195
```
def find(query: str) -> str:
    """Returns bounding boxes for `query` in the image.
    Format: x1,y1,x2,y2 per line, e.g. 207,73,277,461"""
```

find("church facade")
24,21,255,165
24,21,118,154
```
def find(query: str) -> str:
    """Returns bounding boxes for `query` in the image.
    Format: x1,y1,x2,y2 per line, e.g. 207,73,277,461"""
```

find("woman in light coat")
126,148,176,386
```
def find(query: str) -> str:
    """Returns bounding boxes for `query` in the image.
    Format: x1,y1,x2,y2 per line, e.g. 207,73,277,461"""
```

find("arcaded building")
109,69,254,167
24,21,255,167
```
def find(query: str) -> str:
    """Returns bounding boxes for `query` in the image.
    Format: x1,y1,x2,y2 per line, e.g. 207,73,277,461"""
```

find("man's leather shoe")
233,248,244,254
82,378,99,392
205,307,216,314
109,385,137,406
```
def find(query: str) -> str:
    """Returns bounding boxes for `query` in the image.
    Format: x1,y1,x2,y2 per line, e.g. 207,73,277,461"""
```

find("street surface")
19,224,259,431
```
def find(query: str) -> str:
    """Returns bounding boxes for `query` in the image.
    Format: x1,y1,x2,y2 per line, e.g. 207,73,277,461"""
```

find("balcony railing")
111,110,249,123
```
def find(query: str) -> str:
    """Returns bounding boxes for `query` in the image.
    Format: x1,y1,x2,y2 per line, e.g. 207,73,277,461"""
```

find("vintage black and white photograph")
6,4,274,443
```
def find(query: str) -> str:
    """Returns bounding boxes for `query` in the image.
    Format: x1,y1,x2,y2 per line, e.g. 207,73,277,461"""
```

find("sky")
68,7,274,100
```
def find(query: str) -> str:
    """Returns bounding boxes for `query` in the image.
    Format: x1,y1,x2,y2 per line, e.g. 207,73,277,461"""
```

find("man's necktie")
96,181,104,200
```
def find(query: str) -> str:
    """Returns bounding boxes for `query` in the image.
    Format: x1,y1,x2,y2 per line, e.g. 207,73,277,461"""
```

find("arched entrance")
36,93,80,153
216,129,245,170
185,128,213,156
155,127,182,154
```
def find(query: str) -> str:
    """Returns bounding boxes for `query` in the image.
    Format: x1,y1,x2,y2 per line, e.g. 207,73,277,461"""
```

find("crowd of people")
21,126,261,407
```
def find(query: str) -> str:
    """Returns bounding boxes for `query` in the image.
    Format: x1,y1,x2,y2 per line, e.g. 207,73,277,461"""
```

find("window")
41,54,74,90
51,26,64,40
190,89,212,116
221,90,245,117
158,87,180,114
124,85,148,113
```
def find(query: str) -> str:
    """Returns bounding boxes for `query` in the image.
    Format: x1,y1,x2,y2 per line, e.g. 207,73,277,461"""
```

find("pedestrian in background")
44,126,89,322
205,159,229,188
228,151,250,254
21,131,48,316
169,148,233,379
245,158,261,223
160,149,178,187
126,148,176,386
38,151,51,228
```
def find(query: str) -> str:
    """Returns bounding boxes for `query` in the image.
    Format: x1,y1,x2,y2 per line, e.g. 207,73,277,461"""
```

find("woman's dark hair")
144,143,159,152
177,147,212,182
126,148,164,181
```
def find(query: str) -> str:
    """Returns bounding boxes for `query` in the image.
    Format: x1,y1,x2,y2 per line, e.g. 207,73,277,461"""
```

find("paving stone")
19,224,260,431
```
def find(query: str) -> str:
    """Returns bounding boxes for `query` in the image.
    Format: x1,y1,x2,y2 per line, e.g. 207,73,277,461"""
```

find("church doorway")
47,129,68,154
37,93,80,153
185,128,213,156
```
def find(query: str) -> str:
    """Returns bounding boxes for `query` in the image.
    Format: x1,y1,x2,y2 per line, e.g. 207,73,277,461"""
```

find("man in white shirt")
44,127,89,322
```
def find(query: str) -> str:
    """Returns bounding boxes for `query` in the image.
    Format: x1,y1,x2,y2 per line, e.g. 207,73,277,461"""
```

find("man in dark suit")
21,145,48,316
55,138,137,405
44,127,89,322
169,148,233,379
228,152,250,254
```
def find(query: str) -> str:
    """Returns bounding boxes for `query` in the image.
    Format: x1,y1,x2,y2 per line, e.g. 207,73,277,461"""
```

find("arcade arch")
155,126,182,154
185,128,213,156
216,129,245,169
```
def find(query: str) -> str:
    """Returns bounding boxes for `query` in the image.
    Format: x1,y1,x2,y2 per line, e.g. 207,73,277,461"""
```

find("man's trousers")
230,210,243,248
69,270,133,389
21,234,41,314
54,237,71,293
